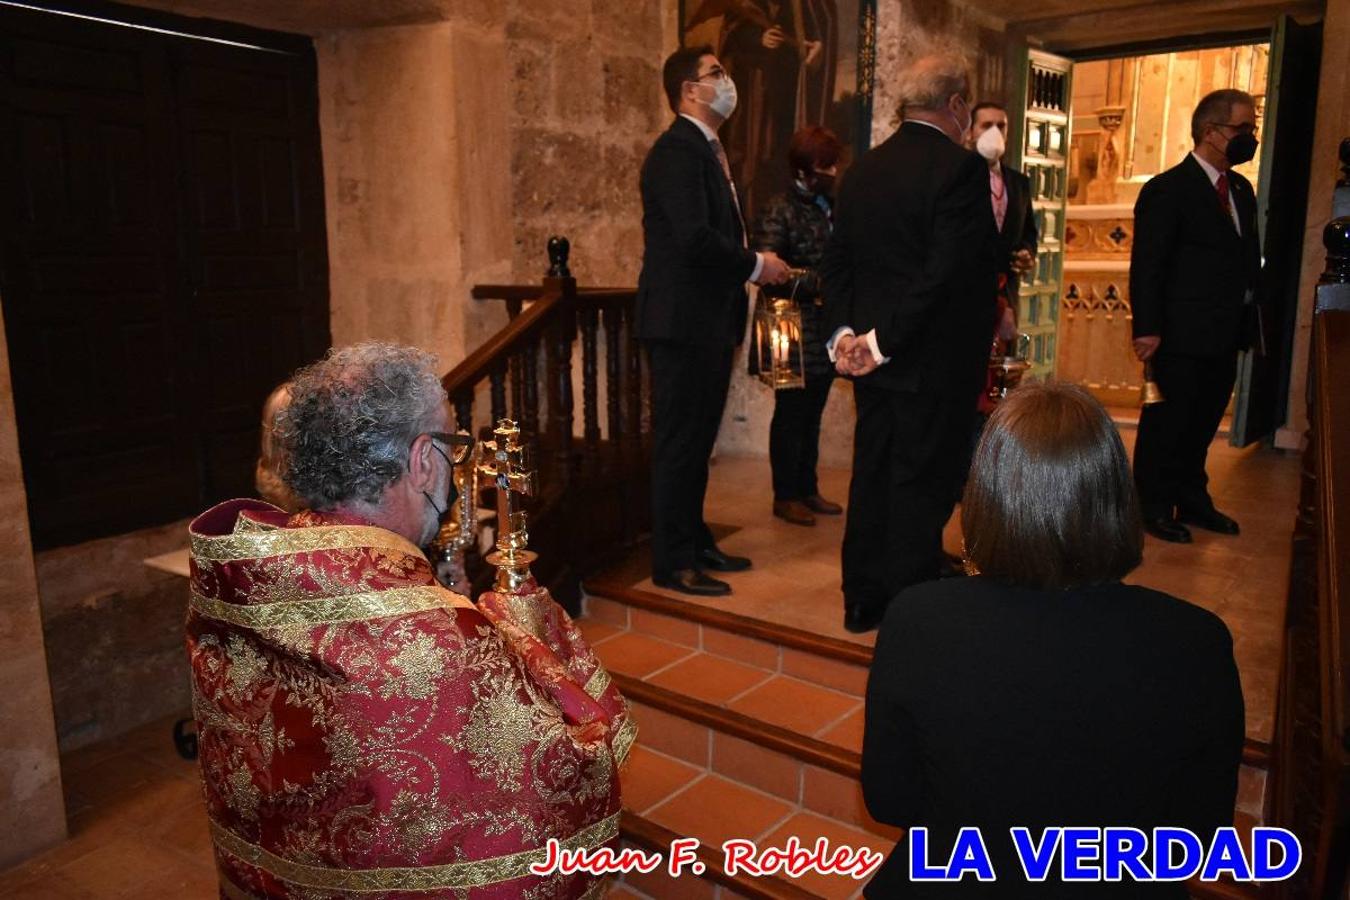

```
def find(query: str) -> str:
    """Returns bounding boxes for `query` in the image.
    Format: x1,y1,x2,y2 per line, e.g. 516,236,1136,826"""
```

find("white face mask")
695,76,738,119
976,125,1006,162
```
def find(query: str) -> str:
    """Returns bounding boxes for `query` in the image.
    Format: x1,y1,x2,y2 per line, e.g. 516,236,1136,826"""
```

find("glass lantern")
754,297,805,390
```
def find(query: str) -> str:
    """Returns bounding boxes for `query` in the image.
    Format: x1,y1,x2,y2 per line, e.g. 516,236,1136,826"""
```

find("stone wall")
0,301,66,866
506,2,678,286
715,0,1007,469
33,520,193,752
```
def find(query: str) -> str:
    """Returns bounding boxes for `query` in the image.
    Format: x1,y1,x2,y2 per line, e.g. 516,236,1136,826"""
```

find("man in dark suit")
821,54,999,632
636,45,791,597
1130,89,1262,544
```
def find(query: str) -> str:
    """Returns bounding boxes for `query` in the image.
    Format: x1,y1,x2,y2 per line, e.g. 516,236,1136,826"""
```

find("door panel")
1008,48,1073,380
1230,16,1322,446
0,4,329,548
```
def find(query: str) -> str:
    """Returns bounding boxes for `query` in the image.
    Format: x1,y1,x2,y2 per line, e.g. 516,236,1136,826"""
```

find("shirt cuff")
749,252,764,284
862,329,890,365
826,326,855,362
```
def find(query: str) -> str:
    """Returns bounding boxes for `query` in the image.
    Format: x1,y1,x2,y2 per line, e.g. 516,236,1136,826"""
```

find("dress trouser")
842,382,970,616
647,339,735,576
1133,350,1238,521
769,371,834,501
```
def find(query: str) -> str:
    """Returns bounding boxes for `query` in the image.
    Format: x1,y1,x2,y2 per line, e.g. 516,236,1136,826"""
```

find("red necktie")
1215,171,1232,218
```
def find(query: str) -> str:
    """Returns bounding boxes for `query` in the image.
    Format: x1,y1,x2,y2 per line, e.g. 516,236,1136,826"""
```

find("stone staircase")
580,578,1271,900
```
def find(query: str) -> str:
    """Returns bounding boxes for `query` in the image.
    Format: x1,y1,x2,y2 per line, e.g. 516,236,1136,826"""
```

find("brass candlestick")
477,419,537,592
431,431,479,593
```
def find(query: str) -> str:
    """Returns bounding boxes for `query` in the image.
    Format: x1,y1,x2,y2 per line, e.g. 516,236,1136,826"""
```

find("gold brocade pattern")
582,667,611,702
188,503,624,900
209,814,621,891
613,716,637,766
190,586,468,629
191,523,425,565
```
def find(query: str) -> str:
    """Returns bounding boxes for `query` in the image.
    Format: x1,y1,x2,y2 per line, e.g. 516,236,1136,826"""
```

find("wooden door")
1231,16,1322,446
173,40,330,501
0,3,329,548
1007,49,1073,380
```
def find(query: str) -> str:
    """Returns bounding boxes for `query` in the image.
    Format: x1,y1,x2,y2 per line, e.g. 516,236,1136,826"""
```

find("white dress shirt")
679,114,764,283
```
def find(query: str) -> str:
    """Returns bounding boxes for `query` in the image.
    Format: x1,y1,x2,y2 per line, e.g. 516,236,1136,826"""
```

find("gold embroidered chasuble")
186,499,634,899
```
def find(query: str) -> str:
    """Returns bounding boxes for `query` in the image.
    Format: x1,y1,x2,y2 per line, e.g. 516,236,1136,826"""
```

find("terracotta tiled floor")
599,432,1298,744
0,715,215,899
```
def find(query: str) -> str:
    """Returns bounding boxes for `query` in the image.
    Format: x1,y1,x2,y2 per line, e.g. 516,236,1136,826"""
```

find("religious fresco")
680,0,877,222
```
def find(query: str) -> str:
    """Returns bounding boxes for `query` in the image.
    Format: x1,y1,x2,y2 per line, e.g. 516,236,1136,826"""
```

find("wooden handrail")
442,279,569,400
437,237,652,612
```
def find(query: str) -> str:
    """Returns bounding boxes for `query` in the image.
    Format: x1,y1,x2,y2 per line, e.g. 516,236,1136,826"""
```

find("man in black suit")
821,54,998,632
636,45,791,597
1130,89,1262,544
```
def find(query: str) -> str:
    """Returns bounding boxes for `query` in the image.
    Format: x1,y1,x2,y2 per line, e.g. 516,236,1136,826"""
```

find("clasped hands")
834,333,879,377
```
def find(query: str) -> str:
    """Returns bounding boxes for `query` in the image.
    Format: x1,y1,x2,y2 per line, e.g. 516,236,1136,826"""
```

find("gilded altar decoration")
187,498,633,899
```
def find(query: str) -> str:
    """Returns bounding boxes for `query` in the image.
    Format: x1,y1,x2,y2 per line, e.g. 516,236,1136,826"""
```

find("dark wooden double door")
0,3,330,548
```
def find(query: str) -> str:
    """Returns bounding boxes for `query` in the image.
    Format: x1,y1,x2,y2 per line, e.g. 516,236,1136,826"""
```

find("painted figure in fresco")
688,0,839,219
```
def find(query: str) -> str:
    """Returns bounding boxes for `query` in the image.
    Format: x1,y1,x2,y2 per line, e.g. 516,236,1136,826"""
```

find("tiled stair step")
582,582,1271,827
585,585,1267,900
616,741,893,900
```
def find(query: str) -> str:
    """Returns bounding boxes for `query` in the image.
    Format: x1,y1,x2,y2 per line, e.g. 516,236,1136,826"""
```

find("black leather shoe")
844,604,883,634
653,569,731,597
1144,516,1192,543
1178,507,1240,535
697,546,752,572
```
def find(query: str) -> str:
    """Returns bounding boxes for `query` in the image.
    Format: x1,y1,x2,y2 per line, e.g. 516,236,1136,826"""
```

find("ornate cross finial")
477,419,538,592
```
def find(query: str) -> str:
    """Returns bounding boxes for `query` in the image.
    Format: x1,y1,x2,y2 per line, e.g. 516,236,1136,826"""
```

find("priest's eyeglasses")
425,431,475,466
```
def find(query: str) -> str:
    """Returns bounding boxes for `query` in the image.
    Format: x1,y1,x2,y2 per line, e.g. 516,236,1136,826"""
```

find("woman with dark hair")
861,382,1244,897
753,125,845,526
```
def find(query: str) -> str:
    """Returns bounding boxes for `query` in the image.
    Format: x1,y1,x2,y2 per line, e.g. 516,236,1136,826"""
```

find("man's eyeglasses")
426,431,475,466
1213,121,1258,136
693,66,728,83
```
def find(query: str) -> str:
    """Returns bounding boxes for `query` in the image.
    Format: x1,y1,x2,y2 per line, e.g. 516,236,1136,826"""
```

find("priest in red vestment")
186,342,634,899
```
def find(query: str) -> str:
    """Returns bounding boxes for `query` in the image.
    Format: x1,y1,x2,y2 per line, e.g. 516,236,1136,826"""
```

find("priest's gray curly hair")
275,342,446,509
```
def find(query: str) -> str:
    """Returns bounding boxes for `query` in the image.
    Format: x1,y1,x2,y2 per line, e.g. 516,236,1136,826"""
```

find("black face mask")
813,173,837,197
1225,132,1258,166
422,443,458,519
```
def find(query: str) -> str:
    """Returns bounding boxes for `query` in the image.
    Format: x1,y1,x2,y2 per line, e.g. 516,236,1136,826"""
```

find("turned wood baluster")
603,303,622,462
548,313,575,481
509,355,524,425
624,304,643,463
521,341,540,469
581,305,600,455
453,392,473,435
489,362,507,424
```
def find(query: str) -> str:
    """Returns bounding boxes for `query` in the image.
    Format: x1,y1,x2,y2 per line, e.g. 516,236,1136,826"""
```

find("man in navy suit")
636,45,790,596
1130,89,1263,543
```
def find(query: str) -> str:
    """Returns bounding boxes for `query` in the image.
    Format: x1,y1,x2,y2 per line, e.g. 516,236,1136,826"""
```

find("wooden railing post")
1273,208,1350,900
450,237,650,610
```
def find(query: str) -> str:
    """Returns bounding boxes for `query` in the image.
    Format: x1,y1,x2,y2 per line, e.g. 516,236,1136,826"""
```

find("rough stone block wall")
505,0,675,285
